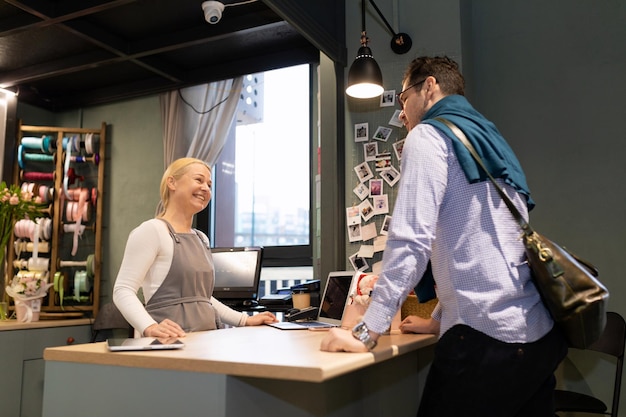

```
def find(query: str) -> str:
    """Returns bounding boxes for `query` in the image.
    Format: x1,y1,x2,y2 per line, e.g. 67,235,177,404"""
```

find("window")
208,64,312,267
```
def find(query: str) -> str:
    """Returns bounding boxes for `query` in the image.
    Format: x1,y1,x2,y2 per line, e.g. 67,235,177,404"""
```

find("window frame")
198,64,315,268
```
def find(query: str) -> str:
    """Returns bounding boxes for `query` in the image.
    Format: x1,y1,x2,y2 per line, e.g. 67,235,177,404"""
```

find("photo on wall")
393,138,405,160
363,142,378,162
381,166,400,187
354,161,374,183
380,90,396,107
353,183,369,200
389,110,403,127
373,126,392,142
354,122,369,142
369,178,383,196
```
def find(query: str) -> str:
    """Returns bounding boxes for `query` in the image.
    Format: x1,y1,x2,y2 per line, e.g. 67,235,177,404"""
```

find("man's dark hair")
403,56,465,96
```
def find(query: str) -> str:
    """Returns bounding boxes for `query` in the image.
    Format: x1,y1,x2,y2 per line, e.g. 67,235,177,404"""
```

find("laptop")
106,337,185,351
267,271,355,330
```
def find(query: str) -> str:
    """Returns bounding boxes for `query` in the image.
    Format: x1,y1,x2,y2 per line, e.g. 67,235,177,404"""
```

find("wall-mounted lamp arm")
368,0,412,54
368,0,396,36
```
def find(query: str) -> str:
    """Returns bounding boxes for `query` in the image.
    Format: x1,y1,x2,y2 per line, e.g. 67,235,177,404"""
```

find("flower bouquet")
5,270,52,322
0,181,45,302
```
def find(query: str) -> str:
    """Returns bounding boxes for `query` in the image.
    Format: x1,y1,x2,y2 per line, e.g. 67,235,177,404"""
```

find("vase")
15,297,42,322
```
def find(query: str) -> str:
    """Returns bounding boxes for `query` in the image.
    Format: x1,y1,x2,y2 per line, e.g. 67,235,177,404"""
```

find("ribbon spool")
14,240,50,255
65,200,91,222
61,187,92,255
58,255,94,303
16,269,49,281
28,257,49,271
58,254,95,278
62,135,81,152
63,223,87,234
21,182,54,204
18,145,55,169
70,153,99,165
73,270,91,301
53,272,65,309
13,218,53,242
21,171,54,182
86,254,95,277
13,259,29,269
84,134,100,155
62,134,100,156
21,136,55,154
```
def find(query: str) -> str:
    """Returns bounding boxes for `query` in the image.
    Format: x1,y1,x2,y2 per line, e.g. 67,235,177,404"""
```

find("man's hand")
320,327,370,352
399,315,440,335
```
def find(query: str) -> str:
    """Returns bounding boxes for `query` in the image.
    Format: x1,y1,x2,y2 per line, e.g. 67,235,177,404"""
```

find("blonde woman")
113,157,276,338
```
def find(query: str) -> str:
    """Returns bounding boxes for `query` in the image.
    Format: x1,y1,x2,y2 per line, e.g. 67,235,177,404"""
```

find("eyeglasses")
396,79,426,110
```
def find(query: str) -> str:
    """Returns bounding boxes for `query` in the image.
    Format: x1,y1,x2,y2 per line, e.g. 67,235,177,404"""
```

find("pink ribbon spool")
21,171,54,182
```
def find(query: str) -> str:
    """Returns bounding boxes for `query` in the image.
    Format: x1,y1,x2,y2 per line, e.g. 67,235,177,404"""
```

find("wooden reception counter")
43,326,437,417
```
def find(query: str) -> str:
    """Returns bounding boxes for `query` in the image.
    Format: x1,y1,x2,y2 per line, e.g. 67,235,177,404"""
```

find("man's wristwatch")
352,321,377,350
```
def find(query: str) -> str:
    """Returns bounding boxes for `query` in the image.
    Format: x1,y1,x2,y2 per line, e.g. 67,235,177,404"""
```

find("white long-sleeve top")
113,219,248,335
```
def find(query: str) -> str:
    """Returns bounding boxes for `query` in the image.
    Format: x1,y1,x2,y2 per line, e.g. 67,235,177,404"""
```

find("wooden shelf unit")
7,122,106,319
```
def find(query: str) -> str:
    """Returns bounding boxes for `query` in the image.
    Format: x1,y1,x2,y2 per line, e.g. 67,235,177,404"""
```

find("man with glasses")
321,56,567,417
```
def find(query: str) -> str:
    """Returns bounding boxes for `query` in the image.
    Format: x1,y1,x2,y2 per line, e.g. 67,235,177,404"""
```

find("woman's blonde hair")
156,157,211,217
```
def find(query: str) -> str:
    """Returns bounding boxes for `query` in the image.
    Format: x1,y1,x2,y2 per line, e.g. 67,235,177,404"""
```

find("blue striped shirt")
363,124,553,343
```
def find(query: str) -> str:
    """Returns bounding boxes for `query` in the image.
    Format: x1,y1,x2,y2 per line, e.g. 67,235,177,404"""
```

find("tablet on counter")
106,337,185,351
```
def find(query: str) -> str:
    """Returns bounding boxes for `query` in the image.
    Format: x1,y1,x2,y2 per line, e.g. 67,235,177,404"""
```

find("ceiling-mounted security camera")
202,1,225,24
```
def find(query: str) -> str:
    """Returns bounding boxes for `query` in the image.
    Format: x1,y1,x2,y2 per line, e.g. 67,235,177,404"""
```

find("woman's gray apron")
145,219,222,332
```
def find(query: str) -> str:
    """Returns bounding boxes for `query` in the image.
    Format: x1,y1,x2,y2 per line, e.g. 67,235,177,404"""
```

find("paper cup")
292,292,311,310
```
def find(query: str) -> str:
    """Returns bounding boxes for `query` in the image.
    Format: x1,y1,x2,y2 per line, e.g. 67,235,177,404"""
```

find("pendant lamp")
345,0,384,99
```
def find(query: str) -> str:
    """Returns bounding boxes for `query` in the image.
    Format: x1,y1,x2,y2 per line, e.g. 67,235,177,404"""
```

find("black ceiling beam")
34,42,319,111
20,38,319,111
263,0,347,66
0,19,295,89
2,0,136,29
0,49,115,86
0,10,287,88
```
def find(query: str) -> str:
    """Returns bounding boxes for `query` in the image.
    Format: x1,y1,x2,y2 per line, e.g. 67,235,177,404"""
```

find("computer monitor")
211,246,263,302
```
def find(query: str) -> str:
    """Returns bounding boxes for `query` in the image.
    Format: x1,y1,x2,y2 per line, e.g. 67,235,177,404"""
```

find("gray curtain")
160,76,244,168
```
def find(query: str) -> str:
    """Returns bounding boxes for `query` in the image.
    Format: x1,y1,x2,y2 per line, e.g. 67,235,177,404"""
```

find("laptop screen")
211,247,263,301
318,271,355,325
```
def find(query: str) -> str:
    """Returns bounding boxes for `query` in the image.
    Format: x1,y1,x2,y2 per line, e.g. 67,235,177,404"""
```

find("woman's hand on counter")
143,319,186,338
245,311,278,326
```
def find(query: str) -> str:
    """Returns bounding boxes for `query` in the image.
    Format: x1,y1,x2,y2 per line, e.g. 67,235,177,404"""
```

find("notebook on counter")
267,271,355,330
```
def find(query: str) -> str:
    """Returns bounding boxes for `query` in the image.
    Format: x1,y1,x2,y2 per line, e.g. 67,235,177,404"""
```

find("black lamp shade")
346,46,384,98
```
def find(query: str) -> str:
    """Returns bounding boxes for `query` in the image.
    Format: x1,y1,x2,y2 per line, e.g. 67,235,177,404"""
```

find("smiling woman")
112,157,278,339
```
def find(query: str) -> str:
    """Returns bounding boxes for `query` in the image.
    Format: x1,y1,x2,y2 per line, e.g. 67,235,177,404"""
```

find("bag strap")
434,117,534,237
435,118,600,276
